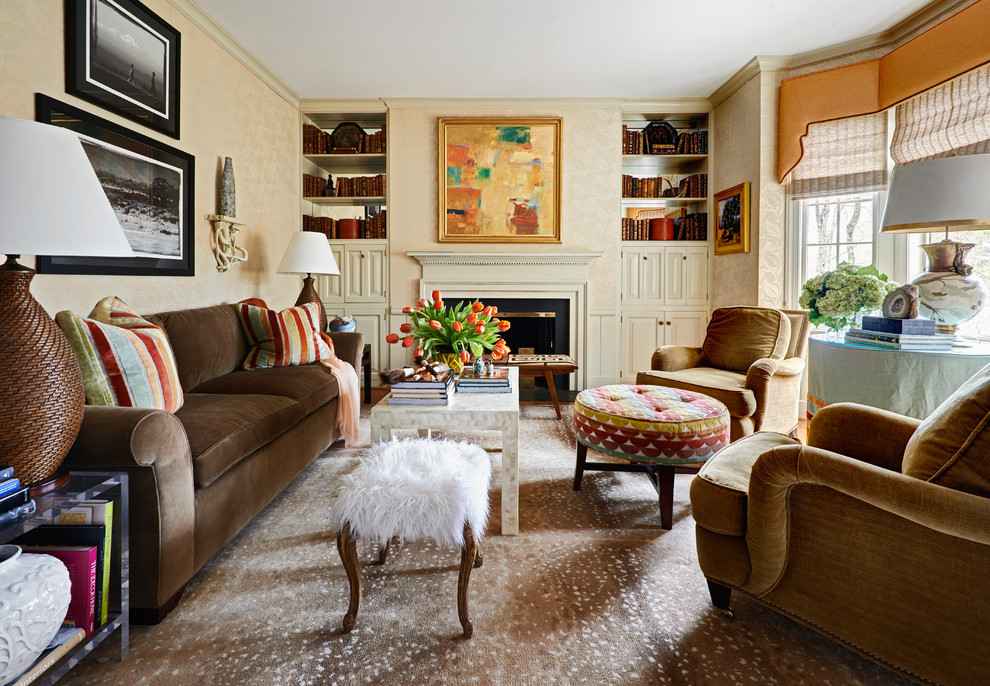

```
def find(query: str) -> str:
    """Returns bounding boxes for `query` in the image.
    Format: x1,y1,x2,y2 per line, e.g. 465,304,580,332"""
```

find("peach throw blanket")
319,332,360,446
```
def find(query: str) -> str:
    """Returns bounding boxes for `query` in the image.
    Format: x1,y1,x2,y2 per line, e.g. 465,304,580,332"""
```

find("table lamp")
0,114,133,486
880,154,990,334
277,231,340,332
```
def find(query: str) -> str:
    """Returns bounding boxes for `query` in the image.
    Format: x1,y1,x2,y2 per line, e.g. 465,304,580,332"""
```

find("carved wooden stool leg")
457,523,478,638
336,522,362,632
376,539,392,565
474,542,483,568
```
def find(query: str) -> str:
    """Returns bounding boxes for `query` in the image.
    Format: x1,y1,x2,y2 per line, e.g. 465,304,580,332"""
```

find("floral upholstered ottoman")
573,384,729,529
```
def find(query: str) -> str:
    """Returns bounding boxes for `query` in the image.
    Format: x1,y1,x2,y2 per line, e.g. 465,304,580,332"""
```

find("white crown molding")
620,98,712,113
299,99,387,114
708,56,790,108
381,97,623,110
166,0,298,107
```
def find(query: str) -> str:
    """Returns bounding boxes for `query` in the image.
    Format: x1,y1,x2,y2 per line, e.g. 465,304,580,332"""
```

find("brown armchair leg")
337,522,362,632
706,579,734,618
458,523,479,638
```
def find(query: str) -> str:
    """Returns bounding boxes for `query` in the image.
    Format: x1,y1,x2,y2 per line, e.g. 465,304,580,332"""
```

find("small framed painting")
439,117,561,243
65,0,181,138
35,94,195,276
714,182,750,255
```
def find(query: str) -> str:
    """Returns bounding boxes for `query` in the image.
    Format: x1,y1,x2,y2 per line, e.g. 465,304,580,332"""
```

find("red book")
21,546,97,636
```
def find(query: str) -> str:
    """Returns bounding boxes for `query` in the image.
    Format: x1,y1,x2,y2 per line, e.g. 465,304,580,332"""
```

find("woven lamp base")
295,275,327,332
0,259,85,485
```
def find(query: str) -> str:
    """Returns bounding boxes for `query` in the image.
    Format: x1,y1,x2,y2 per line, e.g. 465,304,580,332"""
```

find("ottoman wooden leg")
659,465,675,530
336,522,362,632
573,441,588,491
457,523,478,638
376,539,392,565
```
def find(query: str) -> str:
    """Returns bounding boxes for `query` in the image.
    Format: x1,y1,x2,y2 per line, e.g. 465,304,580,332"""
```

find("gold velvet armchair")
636,307,810,441
689,366,990,685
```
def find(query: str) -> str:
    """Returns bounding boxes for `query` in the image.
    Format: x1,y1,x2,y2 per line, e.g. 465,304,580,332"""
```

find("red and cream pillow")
55,297,184,412
236,301,331,370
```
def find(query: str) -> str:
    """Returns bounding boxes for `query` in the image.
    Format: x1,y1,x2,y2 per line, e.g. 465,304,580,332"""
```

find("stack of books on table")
456,367,512,393
844,316,954,351
388,370,454,405
0,465,37,528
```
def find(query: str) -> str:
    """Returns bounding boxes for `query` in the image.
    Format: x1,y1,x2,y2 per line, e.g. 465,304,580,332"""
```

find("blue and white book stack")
0,465,37,528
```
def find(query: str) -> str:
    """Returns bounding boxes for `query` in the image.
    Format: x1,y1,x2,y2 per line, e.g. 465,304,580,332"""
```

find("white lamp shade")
0,115,132,257
277,231,340,275
881,154,990,233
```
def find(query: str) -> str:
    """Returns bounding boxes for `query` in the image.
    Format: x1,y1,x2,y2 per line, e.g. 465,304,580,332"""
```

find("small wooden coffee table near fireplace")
496,354,578,419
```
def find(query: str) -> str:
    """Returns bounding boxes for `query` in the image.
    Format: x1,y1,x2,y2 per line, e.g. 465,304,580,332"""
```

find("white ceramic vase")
912,241,987,330
0,545,71,684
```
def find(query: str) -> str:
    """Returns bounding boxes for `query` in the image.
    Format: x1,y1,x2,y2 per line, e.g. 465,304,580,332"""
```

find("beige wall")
385,104,621,313
0,0,301,318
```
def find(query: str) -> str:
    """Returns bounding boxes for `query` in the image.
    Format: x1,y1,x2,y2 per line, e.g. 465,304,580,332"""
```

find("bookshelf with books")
300,103,391,378
618,105,712,381
2,472,128,685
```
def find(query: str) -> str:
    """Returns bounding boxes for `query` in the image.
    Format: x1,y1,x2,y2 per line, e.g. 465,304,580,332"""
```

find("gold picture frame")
439,117,561,243
713,182,750,255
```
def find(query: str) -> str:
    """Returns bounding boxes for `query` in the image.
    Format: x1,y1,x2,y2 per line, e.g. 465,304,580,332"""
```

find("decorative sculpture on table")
207,156,248,272
882,284,921,319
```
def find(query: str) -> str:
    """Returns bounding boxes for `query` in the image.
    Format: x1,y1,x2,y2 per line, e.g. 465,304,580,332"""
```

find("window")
793,192,882,289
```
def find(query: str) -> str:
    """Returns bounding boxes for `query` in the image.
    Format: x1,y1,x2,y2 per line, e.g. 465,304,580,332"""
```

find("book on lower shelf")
11,626,86,686
56,500,114,626
844,328,954,350
18,545,97,637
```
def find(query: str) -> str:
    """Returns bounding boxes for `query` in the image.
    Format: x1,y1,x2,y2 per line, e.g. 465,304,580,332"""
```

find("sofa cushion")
192,364,339,417
636,368,757,418
690,432,800,536
56,296,184,412
236,302,331,370
699,307,791,373
147,304,247,392
902,363,990,497
175,393,306,488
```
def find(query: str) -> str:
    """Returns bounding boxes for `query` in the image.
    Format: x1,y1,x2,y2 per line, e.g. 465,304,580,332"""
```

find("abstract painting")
439,118,561,243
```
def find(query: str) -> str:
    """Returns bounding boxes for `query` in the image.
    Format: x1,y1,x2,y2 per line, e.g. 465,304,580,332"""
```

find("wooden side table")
497,355,578,419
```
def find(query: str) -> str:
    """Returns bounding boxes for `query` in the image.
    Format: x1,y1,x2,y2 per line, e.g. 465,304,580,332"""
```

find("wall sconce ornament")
208,156,247,271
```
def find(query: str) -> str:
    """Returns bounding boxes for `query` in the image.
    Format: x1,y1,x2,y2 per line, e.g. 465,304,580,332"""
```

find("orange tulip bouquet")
386,290,510,369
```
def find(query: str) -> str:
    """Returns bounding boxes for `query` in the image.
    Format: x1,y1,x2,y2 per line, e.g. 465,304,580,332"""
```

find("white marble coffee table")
370,367,520,535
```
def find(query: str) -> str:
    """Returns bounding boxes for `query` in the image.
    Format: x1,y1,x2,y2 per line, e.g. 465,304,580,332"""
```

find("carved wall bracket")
206,214,248,272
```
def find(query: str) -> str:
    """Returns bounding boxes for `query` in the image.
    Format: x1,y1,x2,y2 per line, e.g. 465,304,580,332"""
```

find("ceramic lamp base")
295,275,327,332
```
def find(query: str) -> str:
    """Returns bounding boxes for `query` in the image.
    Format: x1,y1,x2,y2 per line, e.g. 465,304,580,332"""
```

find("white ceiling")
192,0,937,100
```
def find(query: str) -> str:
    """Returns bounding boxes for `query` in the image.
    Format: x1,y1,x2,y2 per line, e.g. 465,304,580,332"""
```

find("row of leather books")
302,124,386,154
620,214,707,240
621,126,708,155
302,173,386,198
302,211,387,239
622,173,707,199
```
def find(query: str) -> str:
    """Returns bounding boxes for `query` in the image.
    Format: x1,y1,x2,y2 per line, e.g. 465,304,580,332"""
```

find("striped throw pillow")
55,297,184,412
236,301,331,369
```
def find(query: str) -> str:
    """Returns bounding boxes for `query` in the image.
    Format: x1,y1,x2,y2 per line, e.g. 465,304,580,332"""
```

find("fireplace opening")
484,298,570,394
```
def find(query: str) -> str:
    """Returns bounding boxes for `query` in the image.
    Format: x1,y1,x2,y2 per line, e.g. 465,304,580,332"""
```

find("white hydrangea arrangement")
799,262,898,332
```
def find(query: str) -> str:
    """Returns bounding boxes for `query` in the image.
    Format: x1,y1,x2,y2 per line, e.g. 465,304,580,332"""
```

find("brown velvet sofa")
61,303,364,623
689,365,990,685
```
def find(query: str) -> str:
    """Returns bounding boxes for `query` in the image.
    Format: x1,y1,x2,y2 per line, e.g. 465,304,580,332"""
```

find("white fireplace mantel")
407,251,602,388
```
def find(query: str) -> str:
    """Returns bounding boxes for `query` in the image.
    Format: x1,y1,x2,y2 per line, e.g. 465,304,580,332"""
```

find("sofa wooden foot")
707,579,734,618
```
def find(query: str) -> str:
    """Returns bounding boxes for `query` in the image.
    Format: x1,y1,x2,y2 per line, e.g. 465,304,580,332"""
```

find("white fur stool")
329,438,492,638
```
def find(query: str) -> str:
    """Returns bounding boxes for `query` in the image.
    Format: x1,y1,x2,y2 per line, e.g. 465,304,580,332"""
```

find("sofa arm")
744,443,990,595
745,357,806,433
63,406,195,612
651,345,702,371
328,331,365,373
807,402,920,471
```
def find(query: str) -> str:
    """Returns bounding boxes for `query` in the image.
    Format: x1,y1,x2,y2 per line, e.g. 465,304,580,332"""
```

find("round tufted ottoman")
573,384,729,529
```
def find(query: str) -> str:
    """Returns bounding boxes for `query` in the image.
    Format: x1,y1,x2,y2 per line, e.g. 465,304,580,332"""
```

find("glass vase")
435,349,464,374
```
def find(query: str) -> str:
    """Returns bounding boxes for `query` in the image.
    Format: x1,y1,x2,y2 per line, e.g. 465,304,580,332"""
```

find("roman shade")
788,112,888,199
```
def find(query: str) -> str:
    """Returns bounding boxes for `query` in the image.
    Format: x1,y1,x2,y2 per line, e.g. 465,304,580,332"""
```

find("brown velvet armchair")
636,307,810,441
689,365,990,685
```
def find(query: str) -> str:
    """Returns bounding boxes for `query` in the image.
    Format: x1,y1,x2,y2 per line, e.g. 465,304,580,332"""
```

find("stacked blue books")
456,367,512,393
845,316,953,350
0,465,37,528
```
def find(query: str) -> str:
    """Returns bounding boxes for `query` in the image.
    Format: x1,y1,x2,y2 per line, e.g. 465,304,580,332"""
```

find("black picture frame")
65,0,180,138
35,93,195,276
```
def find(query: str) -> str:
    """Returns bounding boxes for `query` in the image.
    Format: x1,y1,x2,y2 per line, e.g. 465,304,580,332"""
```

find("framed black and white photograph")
65,0,180,138
35,94,194,276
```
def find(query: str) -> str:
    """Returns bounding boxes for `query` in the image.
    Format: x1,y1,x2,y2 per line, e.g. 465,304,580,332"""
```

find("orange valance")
778,0,990,183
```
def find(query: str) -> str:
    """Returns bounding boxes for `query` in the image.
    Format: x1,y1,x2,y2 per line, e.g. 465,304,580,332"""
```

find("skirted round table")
573,384,730,529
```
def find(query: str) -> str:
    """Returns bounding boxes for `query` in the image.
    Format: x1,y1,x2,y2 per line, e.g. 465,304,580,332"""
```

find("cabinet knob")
658,321,665,326
666,321,671,326
683,256,687,260
643,256,647,261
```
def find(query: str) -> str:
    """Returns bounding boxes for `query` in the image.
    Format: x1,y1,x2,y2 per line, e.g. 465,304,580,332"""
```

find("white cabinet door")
621,247,645,306
620,313,662,381
317,243,345,304
643,247,664,305
345,305,387,374
342,243,387,303
663,311,708,348
663,246,708,307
